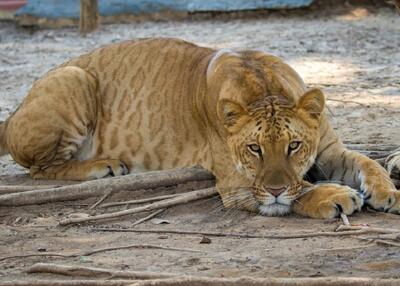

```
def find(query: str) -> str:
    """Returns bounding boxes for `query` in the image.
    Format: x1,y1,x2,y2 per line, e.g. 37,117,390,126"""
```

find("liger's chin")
258,203,291,216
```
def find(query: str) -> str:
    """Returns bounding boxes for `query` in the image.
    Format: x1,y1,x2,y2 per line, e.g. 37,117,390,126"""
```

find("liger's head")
209,50,325,216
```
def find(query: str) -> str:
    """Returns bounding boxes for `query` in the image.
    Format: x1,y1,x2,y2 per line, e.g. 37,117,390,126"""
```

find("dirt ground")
0,3,400,282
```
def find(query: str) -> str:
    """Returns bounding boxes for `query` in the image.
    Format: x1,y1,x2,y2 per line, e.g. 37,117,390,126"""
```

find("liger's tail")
0,120,9,156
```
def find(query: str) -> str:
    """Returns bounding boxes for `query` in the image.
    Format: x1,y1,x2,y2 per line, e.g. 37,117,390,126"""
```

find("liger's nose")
265,187,287,197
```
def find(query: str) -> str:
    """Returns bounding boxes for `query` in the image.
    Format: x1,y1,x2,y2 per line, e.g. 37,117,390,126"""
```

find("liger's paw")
294,184,364,219
89,159,129,179
364,187,400,215
359,165,399,214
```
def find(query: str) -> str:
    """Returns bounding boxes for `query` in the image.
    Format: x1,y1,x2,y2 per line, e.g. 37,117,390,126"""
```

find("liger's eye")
247,144,262,157
288,141,302,155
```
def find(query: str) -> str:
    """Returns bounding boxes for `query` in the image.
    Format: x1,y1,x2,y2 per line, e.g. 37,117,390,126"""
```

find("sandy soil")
0,4,399,281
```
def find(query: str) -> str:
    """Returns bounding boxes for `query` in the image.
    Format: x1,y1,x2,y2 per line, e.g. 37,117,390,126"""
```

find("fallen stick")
131,209,166,227
0,167,214,206
89,227,386,240
59,188,217,225
100,194,181,208
340,213,350,226
0,280,137,286
89,190,113,210
0,243,204,262
27,263,177,279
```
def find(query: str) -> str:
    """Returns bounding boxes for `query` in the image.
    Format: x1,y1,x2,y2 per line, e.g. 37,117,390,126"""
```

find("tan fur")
0,38,399,217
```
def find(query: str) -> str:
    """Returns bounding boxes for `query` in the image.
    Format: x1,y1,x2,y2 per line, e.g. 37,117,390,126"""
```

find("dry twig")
0,167,214,206
0,185,60,195
340,213,350,226
89,190,113,210
59,188,217,225
131,209,166,227
100,194,181,208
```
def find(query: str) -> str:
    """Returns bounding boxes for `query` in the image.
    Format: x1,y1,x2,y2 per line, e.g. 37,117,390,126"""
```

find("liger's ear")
298,88,325,118
217,99,249,133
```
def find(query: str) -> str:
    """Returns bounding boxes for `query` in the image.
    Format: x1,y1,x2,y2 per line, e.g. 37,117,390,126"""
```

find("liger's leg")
6,66,128,181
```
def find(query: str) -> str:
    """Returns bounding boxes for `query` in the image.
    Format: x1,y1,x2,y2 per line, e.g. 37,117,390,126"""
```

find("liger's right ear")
217,99,249,133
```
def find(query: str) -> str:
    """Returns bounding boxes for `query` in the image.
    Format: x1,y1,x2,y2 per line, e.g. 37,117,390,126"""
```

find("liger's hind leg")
6,66,129,181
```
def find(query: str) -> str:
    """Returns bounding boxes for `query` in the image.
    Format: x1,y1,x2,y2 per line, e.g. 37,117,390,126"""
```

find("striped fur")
0,38,398,217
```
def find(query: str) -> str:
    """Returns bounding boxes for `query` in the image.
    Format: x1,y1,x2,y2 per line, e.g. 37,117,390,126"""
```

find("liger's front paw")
364,187,400,215
359,170,399,213
294,184,364,219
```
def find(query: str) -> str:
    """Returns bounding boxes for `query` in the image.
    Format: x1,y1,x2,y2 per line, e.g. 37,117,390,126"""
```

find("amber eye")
288,141,302,155
247,144,262,157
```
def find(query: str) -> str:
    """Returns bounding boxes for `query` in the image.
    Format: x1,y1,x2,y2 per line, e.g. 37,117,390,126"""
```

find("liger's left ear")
298,88,325,119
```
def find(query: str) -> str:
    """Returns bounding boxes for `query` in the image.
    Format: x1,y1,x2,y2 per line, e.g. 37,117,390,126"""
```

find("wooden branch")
100,194,181,208
90,225,396,240
0,167,214,206
89,190,112,209
0,185,60,195
0,280,137,286
340,213,350,226
80,0,99,35
59,188,217,225
131,209,165,227
27,263,176,279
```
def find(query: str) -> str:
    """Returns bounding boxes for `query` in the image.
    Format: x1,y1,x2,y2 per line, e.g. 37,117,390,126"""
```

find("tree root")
0,167,214,206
